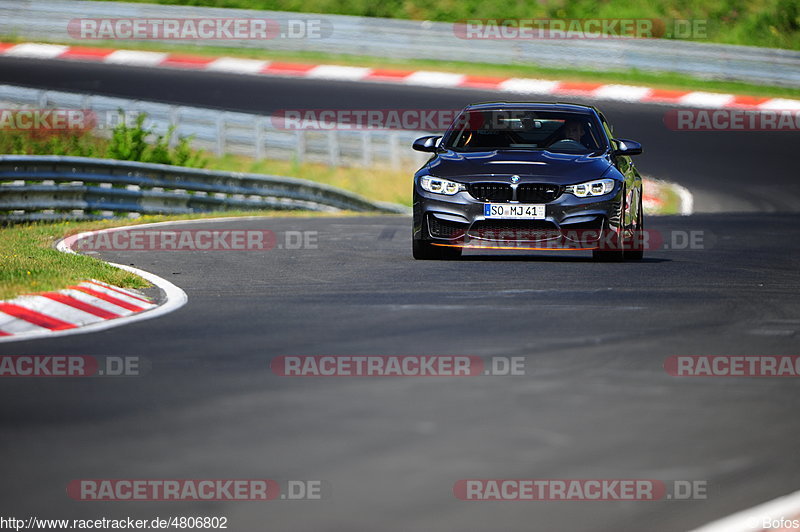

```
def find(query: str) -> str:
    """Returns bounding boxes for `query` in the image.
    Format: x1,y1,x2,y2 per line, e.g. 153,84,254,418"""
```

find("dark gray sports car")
412,102,644,261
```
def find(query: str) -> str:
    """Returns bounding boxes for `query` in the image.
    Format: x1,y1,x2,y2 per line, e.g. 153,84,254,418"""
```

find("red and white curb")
688,489,800,532
0,228,188,343
0,280,155,337
2,42,799,111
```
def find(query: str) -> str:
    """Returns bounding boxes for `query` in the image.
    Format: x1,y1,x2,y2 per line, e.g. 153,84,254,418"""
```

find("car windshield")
443,110,607,154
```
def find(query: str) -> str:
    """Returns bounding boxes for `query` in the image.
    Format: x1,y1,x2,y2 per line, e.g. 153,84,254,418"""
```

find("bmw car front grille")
468,182,562,203
517,184,562,203
468,183,512,202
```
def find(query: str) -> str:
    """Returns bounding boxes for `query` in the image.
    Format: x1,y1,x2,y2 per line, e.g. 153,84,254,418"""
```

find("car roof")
463,102,599,115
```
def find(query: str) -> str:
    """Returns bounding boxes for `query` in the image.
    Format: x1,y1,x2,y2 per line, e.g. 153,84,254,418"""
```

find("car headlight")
419,176,465,196
564,179,616,198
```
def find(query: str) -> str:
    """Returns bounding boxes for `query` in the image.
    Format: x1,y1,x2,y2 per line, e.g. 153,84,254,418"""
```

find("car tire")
593,194,625,262
624,193,644,261
413,239,462,260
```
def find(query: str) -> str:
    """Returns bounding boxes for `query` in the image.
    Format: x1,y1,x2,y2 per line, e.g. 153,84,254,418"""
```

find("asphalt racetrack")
0,57,799,531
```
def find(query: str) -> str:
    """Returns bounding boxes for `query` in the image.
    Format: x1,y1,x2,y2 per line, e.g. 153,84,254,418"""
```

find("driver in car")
560,119,586,145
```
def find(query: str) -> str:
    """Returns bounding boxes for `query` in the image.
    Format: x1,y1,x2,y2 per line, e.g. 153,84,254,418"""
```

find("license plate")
484,203,546,219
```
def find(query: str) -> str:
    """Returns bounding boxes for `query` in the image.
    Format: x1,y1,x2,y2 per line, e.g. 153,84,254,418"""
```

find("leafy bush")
107,112,207,167
0,110,207,168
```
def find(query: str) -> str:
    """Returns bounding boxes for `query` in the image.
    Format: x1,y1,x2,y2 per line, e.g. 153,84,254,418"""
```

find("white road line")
758,98,800,110
5,43,69,58
679,92,736,108
403,71,466,87
497,78,559,94
206,57,270,74
104,50,169,66
306,65,372,80
593,84,653,102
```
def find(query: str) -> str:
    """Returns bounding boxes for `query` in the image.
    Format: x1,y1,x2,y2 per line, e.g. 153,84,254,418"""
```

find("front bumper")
413,185,623,250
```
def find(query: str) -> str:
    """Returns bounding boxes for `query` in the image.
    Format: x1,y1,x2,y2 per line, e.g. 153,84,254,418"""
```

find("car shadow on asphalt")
456,254,671,263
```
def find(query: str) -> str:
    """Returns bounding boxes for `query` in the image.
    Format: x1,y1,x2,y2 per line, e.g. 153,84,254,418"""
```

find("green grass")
5,35,797,99
0,210,364,300
88,0,800,50
0,220,148,300
207,154,412,206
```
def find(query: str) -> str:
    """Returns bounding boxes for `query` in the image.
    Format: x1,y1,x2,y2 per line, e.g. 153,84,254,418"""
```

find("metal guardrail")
0,155,409,221
1,0,799,87
0,84,429,170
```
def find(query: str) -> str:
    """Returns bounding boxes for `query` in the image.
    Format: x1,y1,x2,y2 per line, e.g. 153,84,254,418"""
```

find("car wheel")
413,239,462,260
593,194,625,262
624,193,644,261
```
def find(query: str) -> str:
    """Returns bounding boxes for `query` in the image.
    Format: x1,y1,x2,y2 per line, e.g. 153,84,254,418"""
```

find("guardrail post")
169,106,179,147
255,118,265,160
362,132,372,167
328,131,340,167
389,133,401,169
296,130,306,163
216,114,226,157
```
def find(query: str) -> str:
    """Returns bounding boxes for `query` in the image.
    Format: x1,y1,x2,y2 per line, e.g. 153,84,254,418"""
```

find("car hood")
425,150,613,184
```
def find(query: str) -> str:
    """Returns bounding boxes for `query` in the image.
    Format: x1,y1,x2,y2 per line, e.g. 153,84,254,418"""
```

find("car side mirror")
412,135,442,153
613,139,642,156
